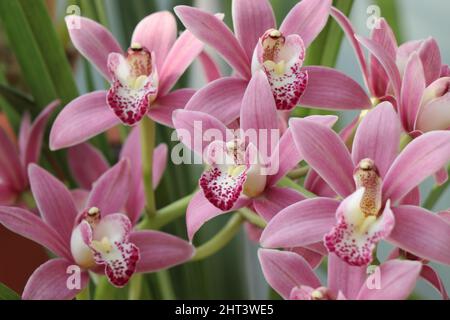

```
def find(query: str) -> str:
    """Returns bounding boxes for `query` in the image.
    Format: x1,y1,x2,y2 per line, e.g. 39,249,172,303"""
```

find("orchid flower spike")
174,0,371,128
50,12,206,150
0,162,193,299
262,102,450,267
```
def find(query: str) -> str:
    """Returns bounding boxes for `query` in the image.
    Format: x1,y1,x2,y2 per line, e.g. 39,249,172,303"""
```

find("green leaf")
0,84,36,115
0,0,58,108
18,0,79,105
0,283,21,300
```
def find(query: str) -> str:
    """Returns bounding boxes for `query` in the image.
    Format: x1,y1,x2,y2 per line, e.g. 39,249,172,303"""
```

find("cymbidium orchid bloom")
332,8,450,135
0,101,58,206
67,127,168,225
0,162,193,299
174,0,371,126
50,12,205,150
259,249,423,300
261,102,450,267
173,71,337,240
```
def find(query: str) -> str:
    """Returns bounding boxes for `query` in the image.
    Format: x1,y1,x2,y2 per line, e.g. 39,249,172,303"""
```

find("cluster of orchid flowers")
0,0,449,300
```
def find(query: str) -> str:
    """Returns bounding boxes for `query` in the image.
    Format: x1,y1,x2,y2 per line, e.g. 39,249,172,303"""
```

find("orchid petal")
159,30,204,95
232,0,275,60
382,131,450,203
330,7,370,92
0,128,25,191
369,19,398,98
328,253,367,300
258,249,321,299
18,112,31,157
29,164,78,245
173,109,228,156
65,16,123,81
299,66,371,110
291,118,355,197
24,100,59,167
416,93,450,132
198,51,222,82
400,53,425,132
87,159,130,217
279,0,331,47
131,11,177,71
149,88,196,127
356,35,402,99
418,38,442,86
420,265,449,300
50,91,120,150
389,205,450,265
186,191,248,241
399,186,421,206
175,6,250,79
68,143,109,190
260,198,339,248
0,206,72,260
356,260,421,300
185,77,248,125
253,186,305,221
352,102,401,178
131,230,194,273
23,259,89,300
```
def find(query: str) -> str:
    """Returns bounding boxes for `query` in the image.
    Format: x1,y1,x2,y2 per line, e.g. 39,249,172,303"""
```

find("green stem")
399,133,413,151
76,283,90,300
140,116,157,218
287,166,309,179
424,166,450,210
155,271,176,300
191,214,244,261
238,207,267,228
277,177,316,198
137,193,194,230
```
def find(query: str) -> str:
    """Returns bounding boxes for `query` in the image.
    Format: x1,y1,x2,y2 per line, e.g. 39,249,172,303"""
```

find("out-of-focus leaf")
0,84,36,115
0,283,21,300
0,68,21,130
18,0,79,105
0,0,58,108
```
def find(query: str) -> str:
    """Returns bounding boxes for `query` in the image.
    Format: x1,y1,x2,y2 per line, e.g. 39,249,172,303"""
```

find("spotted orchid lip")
252,31,308,111
106,47,158,126
71,210,140,287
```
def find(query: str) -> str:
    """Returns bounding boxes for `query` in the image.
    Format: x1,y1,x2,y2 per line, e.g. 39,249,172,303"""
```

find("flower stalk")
140,116,157,218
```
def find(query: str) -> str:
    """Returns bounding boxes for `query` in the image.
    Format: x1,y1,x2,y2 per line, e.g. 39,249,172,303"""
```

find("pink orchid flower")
173,71,337,241
0,162,193,299
261,102,450,267
174,0,370,126
0,101,58,205
67,127,167,225
332,8,450,135
50,11,205,150
259,249,423,300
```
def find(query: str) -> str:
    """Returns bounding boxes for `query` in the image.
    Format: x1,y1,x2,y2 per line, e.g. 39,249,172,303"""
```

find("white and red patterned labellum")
252,29,308,111
200,140,267,211
70,207,140,287
107,43,158,126
324,159,395,266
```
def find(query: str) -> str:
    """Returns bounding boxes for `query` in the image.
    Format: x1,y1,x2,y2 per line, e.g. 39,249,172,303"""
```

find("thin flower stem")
140,116,157,218
76,282,90,300
424,166,450,210
277,177,316,198
238,207,267,228
137,193,194,230
287,166,309,179
191,214,244,261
